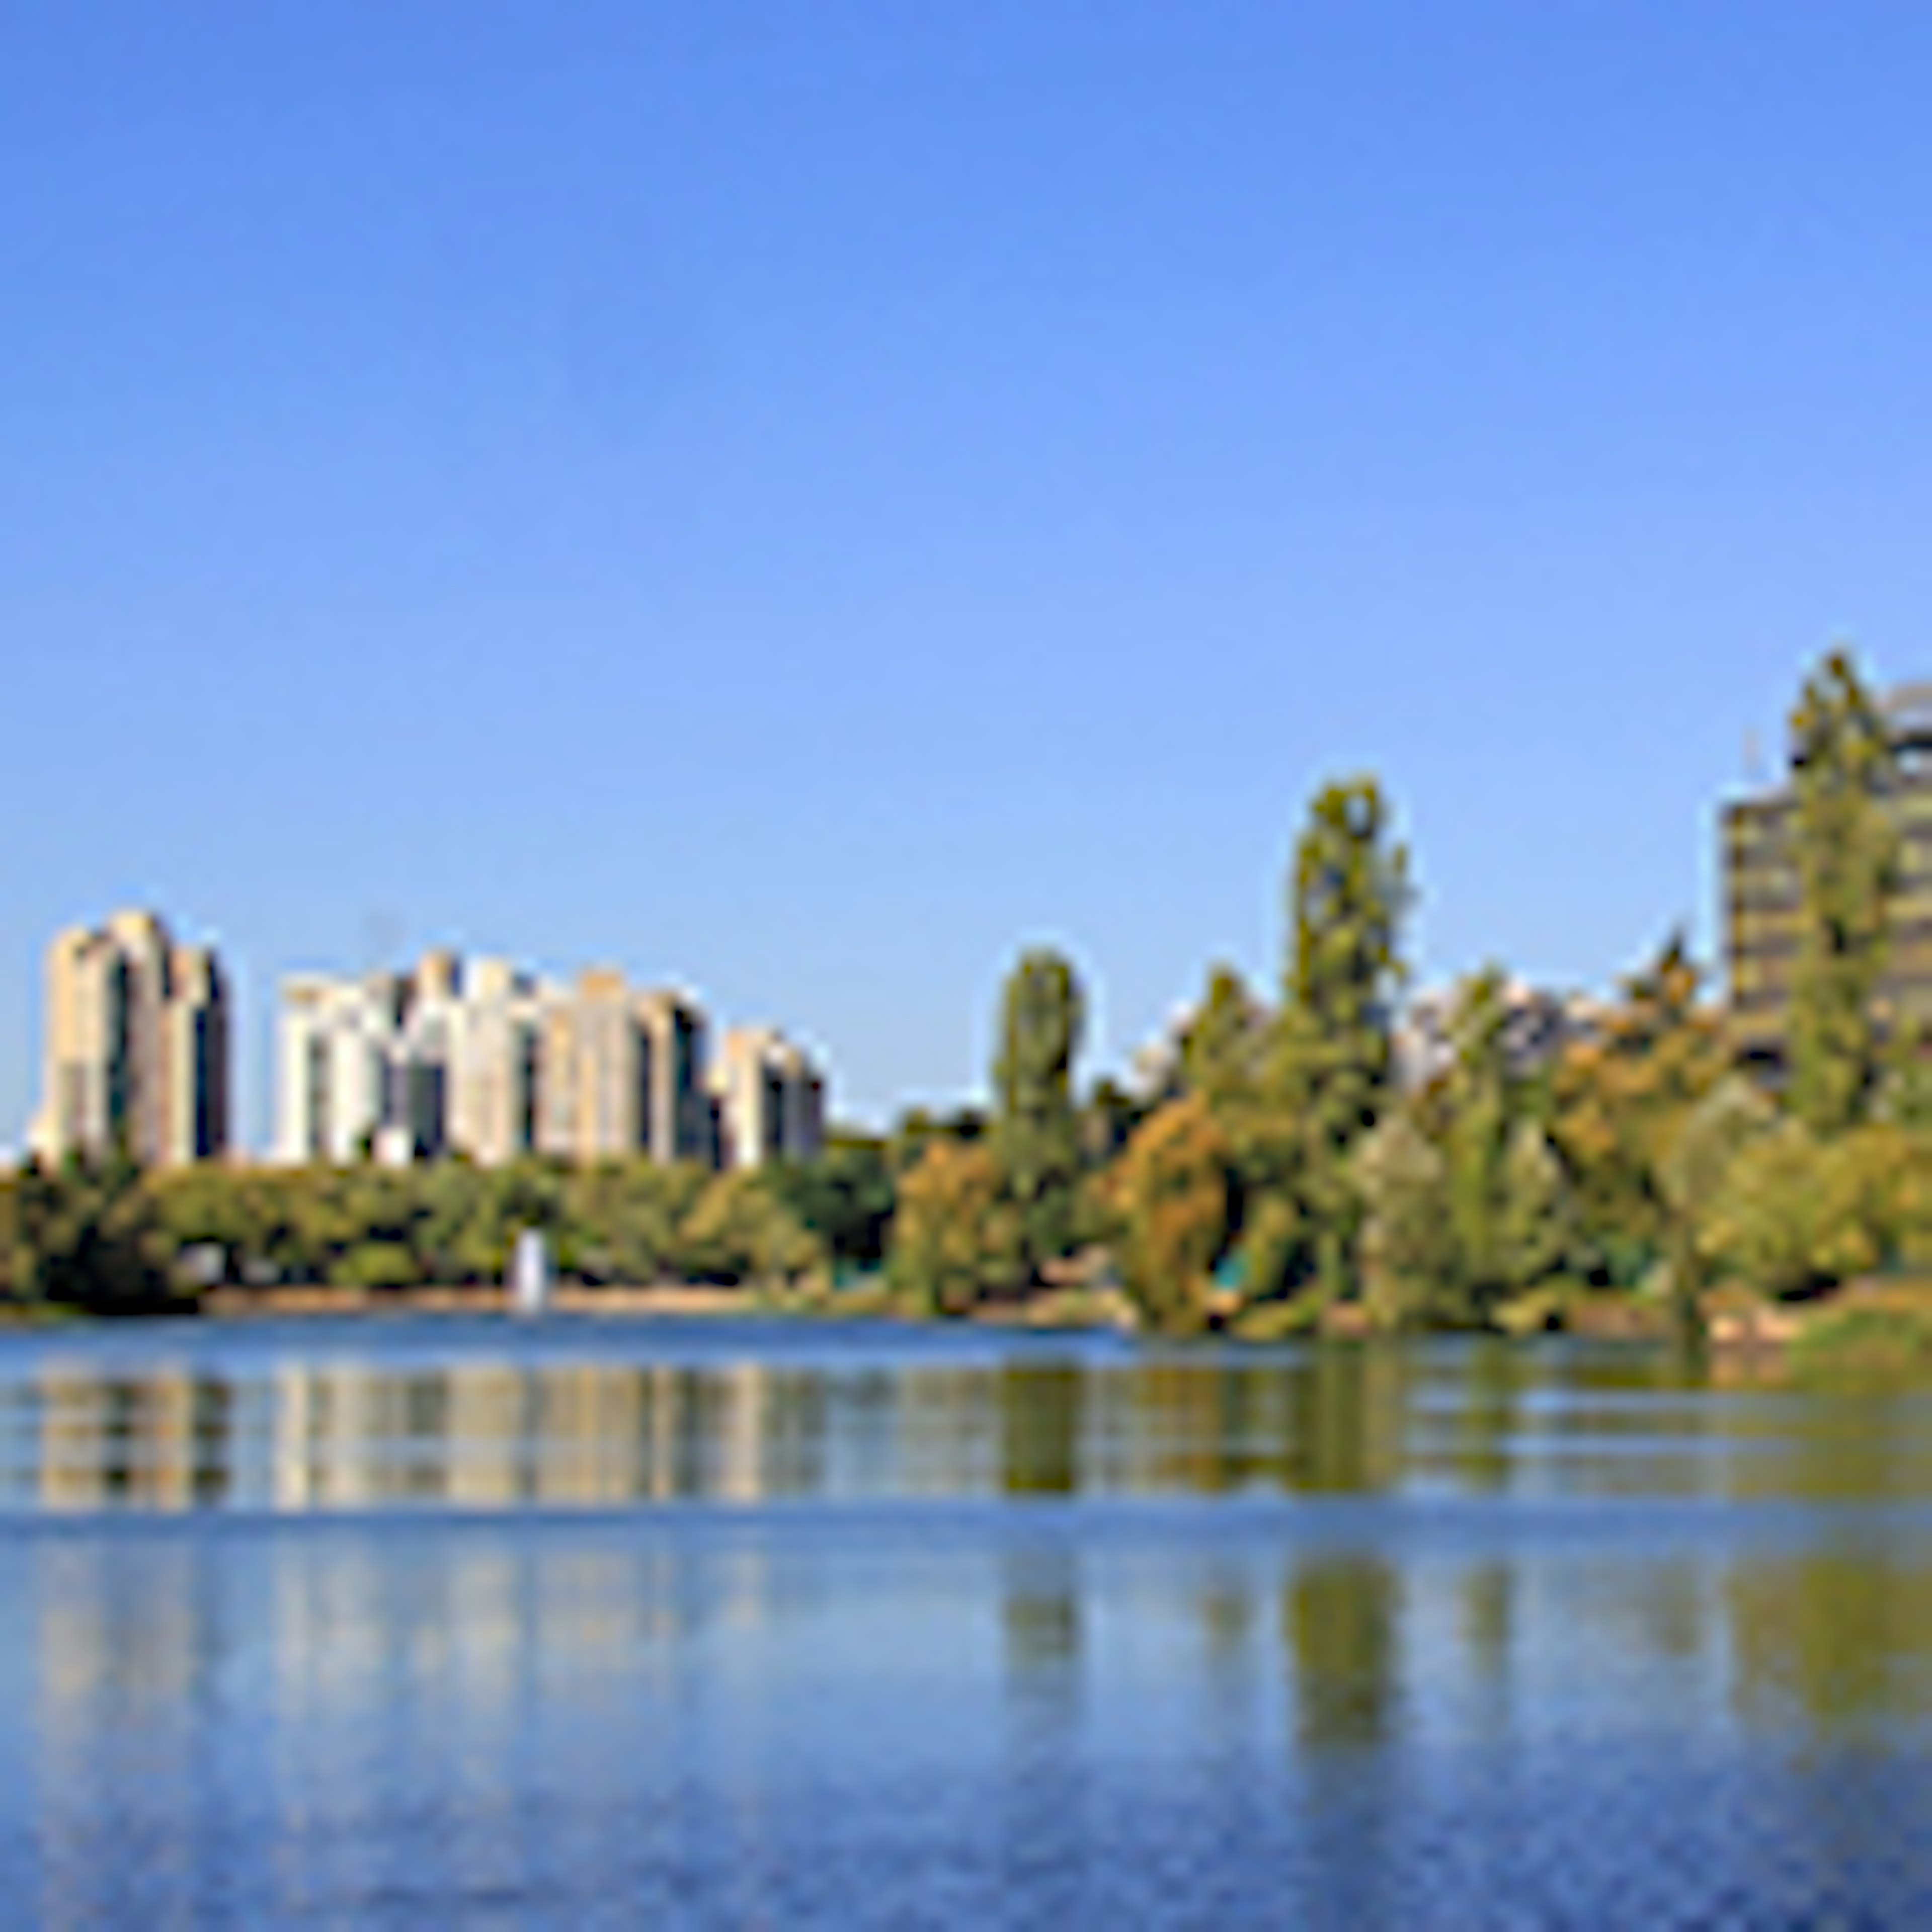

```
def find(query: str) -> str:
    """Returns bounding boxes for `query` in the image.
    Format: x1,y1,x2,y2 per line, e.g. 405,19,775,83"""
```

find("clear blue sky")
6,2,1931,1145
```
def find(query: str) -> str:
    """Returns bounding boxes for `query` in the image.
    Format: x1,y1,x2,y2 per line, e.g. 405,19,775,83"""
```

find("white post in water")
509,1228,551,1318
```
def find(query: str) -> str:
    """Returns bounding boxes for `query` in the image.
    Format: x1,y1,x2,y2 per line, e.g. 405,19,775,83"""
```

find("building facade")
1724,682,1932,1072
275,950,745,1169
32,910,230,1167
713,1027,827,1169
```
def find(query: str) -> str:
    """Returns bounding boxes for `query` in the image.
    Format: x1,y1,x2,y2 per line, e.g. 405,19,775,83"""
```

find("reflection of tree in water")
1450,1342,1524,1494
1282,1555,1407,1930
1277,1347,1411,1496
1459,1560,1514,1703
1101,1347,1415,1500
1000,1366,1081,1496
1197,1572,1256,1673
1000,1549,1087,1909
1117,1361,1231,1494
1003,1552,1082,1681
1284,1556,1403,1749
1728,1553,1932,1733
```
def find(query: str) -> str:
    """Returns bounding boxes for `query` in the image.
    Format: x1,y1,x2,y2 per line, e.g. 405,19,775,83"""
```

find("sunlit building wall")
280,950,732,1169
714,1027,826,1169
32,910,229,1168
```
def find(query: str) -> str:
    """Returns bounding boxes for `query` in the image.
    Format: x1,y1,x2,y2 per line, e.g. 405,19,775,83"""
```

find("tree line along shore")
8,648,1932,1367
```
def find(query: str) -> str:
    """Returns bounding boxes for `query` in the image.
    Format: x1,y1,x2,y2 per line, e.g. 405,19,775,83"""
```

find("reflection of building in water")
270,1363,396,1511
36,1366,201,1511
713,1362,770,1502
257,1358,789,1511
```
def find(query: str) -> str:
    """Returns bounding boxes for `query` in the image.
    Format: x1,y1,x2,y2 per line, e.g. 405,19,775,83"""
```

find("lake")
3,1316,1931,1926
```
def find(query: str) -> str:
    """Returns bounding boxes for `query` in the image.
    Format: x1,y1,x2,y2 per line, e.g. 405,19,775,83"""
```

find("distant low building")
1394,981,1604,1091
31,909,230,1168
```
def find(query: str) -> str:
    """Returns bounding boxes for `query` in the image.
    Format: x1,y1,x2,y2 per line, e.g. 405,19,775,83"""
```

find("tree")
993,949,1085,1278
1078,1077,1144,1169
1551,933,1730,1284
1441,969,1514,1308
1178,965,1267,1121
10,1154,175,1313
763,1136,896,1268
1654,1072,1776,1332
1250,779,1409,1305
1108,1097,1233,1336
1788,649,1898,1135
680,1172,824,1288
888,1141,1025,1316
1244,776,1414,1306
1699,1120,1875,1298
1351,1111,1452,1330
1697,1117,1931,1300
1495,1121,1574,1299
560,1159,707,1284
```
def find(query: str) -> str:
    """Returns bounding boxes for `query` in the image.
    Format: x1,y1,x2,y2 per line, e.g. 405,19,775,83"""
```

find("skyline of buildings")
26,723,1932,1176
27,914,827,1173
276,949,824,1172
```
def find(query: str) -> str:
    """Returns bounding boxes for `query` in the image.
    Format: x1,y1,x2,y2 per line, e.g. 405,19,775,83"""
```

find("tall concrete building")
538,969,648,1162
713,1027,826,1170
637,989,711,1163
279,955,525,1166
32,910,229,1167
1724,681,1932,1072
535,976,712,1165
446,957,543,1167
277,950,723,1169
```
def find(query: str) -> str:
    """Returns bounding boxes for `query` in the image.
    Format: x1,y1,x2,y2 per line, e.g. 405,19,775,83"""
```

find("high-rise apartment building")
1724,682,1932,1072
279,955,532,1166
538,969,649,1162
713,1027,826,1170
31,910,229,1167
277,950,735,1169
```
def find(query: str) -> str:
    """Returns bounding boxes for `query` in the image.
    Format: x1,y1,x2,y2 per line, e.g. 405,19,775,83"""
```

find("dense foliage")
2,1154,829,1314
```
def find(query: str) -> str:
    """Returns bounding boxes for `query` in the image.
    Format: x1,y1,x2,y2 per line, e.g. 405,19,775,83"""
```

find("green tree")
1351,1111,1453,1330
993,949,1085,1278
1179,965,1266,1121
1432,970,1577,1321
680,1172,824,1287
1495,1121,1573,1297
888,1140,1025,1316
1108,1097,1234,1336
1550,933,1730,1284
1657,1073,1777,1331
560,1159,707,1284
1249,779,1409,1306
11,1154,175,1312
763,1136,896,1268
1788,649,1898,1135
1078,1077,1145,1168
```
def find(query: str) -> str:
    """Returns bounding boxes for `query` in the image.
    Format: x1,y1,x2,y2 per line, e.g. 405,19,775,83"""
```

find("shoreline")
200,1282,762,1319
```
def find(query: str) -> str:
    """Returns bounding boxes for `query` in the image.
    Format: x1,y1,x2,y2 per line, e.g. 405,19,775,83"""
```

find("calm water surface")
5,1316,1932,1926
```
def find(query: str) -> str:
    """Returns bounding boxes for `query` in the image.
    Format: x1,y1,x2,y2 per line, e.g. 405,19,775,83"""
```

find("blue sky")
6,2,1932,1144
